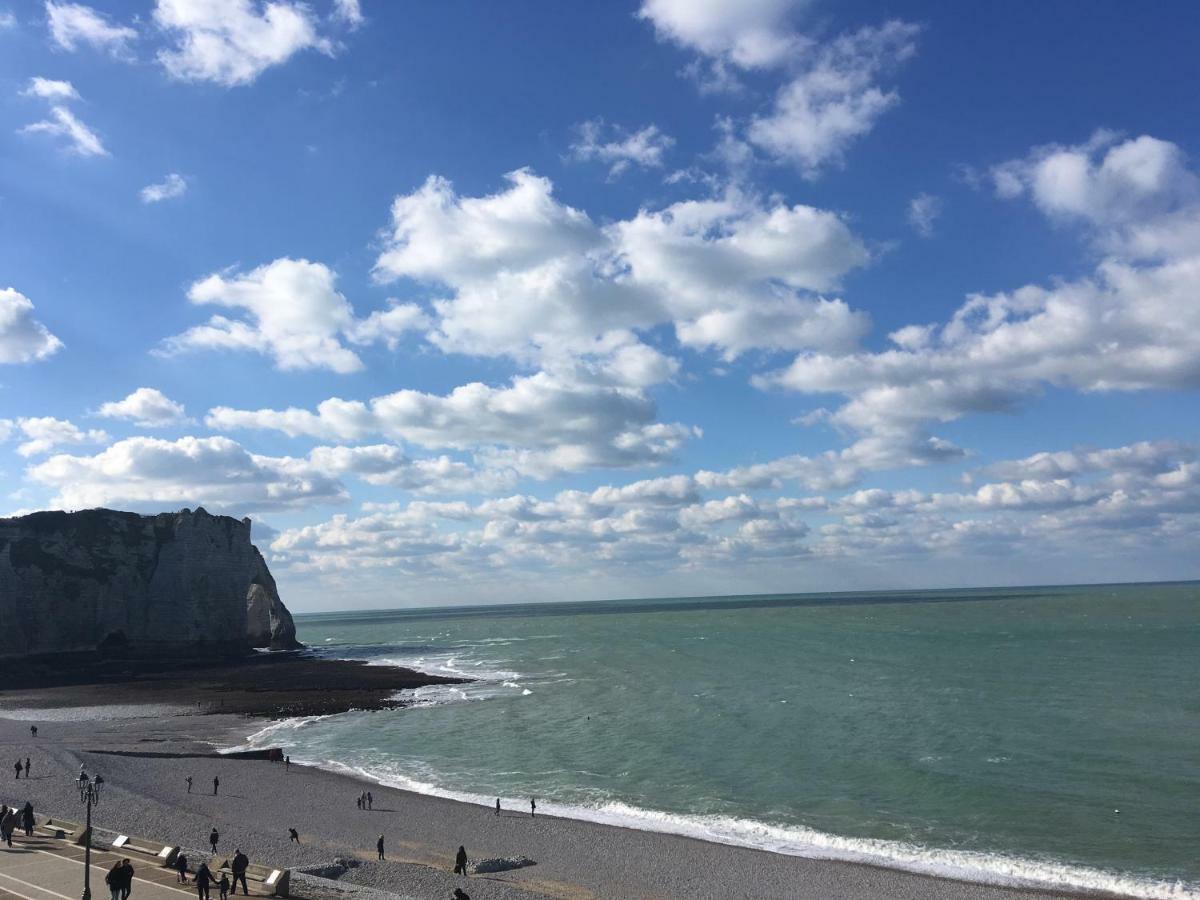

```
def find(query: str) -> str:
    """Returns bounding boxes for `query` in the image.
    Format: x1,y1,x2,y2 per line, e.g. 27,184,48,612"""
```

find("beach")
0,712,1135,900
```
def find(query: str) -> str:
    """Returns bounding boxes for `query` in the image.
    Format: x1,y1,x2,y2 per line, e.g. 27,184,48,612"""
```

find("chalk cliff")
0,507,302,660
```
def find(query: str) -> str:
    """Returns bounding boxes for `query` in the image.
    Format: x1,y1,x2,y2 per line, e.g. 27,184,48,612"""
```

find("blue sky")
1,0,1198,610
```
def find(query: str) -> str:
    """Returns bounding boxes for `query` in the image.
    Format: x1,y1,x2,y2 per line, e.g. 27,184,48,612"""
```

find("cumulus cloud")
907,192,941,237
745,21,920,176
140,173,188,203
374,169,870,365
568,119,675,178
22,76,79,101
45,1,136,56
638,0,808,70
756,132,1200,472
207,368,699,477
331,0,362,27
97,387,192,427
160,258,423,373
12,416,107,457
0,288,63,364
153,0,334,87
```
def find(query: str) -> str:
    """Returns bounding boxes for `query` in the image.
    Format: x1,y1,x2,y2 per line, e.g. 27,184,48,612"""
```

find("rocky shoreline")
0,652,467,717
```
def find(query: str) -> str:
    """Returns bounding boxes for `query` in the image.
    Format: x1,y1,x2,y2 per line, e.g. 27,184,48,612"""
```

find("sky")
1,0,1199,611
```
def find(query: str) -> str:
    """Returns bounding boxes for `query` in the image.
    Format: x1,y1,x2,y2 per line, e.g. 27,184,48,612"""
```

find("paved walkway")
0,835,275,900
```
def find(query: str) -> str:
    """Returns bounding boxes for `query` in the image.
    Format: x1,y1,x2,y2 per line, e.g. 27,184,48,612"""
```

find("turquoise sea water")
241,583,1200,897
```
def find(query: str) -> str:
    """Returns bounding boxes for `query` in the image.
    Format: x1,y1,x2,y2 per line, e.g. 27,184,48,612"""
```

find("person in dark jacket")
105,862,123,900
230,850,249,895
453,846,468,876
119,858,135,900
194,863,215,900
175,853,189,884
21,802,34,837
376,835,384,860
209,828,219,854
218,874,230,900
288,828,299,843
212,776,219,796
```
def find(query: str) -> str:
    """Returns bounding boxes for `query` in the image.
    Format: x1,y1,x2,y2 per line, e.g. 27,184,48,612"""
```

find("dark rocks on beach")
468,856,536,875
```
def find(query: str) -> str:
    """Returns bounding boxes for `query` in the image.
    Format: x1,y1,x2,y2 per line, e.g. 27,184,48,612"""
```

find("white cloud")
97,387,192,427
19,104,107,156
907,192,941,237
331,0,362,27
757,137,1200,469
22,77,79,101
46,1,136,56
26,435,345,513
0,10,16,29
153,0,334,87
0,288,63,364
344,300,428,349
13,416,107,457
374,170,870,365
746,21,920,176
160,258,379,373
638,0,808,70
207,368,699,477
568,119,675,178
140,173,188,203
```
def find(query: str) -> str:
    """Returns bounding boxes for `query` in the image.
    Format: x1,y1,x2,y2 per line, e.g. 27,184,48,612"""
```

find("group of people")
0,802,34,847
183,775,222,795
13,757,31,779
356,790,373,810
175,848,250,900
493,796,537,817
103,858,135,900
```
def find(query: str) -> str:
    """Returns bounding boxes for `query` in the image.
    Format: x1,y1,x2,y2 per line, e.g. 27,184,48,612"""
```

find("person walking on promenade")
376,835,385,860
209,828,219,854
530,798,536,818
119,858,134,900
175,853,189,884
218,874,229,900
213,775,220,796
288,828,299,843
187,776,193,793
1,807,15,847
495,798,500,816
21,802,34,837
454,846,469,876
106,861,124,900
14,759,22,779
231,849,249,896
194,862,215,900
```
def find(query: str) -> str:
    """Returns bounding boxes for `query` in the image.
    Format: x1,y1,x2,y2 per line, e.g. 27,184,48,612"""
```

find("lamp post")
80,781,95,900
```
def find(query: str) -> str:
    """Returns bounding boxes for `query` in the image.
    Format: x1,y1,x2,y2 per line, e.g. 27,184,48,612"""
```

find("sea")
237,582,1200,898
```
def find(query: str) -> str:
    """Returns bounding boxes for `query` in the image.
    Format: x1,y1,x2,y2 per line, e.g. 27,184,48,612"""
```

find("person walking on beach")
367,791,373,810
231,849,249,895
209,828,219,854
218,874,229,900
530,798,536,818
288,828,299,844
30,725,37,738
21,802,34,837
212,775,220,796
14,759,22,779
119,858,134,900
376,835,385,860
106,861,124,900
285,756,290,770
495,798,500,817
187,776,193,793
453,846,469,876
175,853,189,884
94,774,104,802
24,758,30,779
194,862,215,900
356,794,362,810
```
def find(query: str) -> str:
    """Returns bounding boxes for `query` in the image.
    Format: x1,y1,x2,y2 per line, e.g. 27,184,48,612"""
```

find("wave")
230,732,1199,900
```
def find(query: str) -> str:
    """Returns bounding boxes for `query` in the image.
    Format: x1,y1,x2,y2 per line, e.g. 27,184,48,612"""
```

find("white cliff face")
0,507,301,659
245,547,301,651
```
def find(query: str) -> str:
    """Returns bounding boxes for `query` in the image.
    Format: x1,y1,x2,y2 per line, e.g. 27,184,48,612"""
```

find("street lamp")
79,781,96,900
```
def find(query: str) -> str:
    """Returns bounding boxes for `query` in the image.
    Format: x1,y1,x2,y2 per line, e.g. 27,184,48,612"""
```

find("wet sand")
0,712,1127,900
